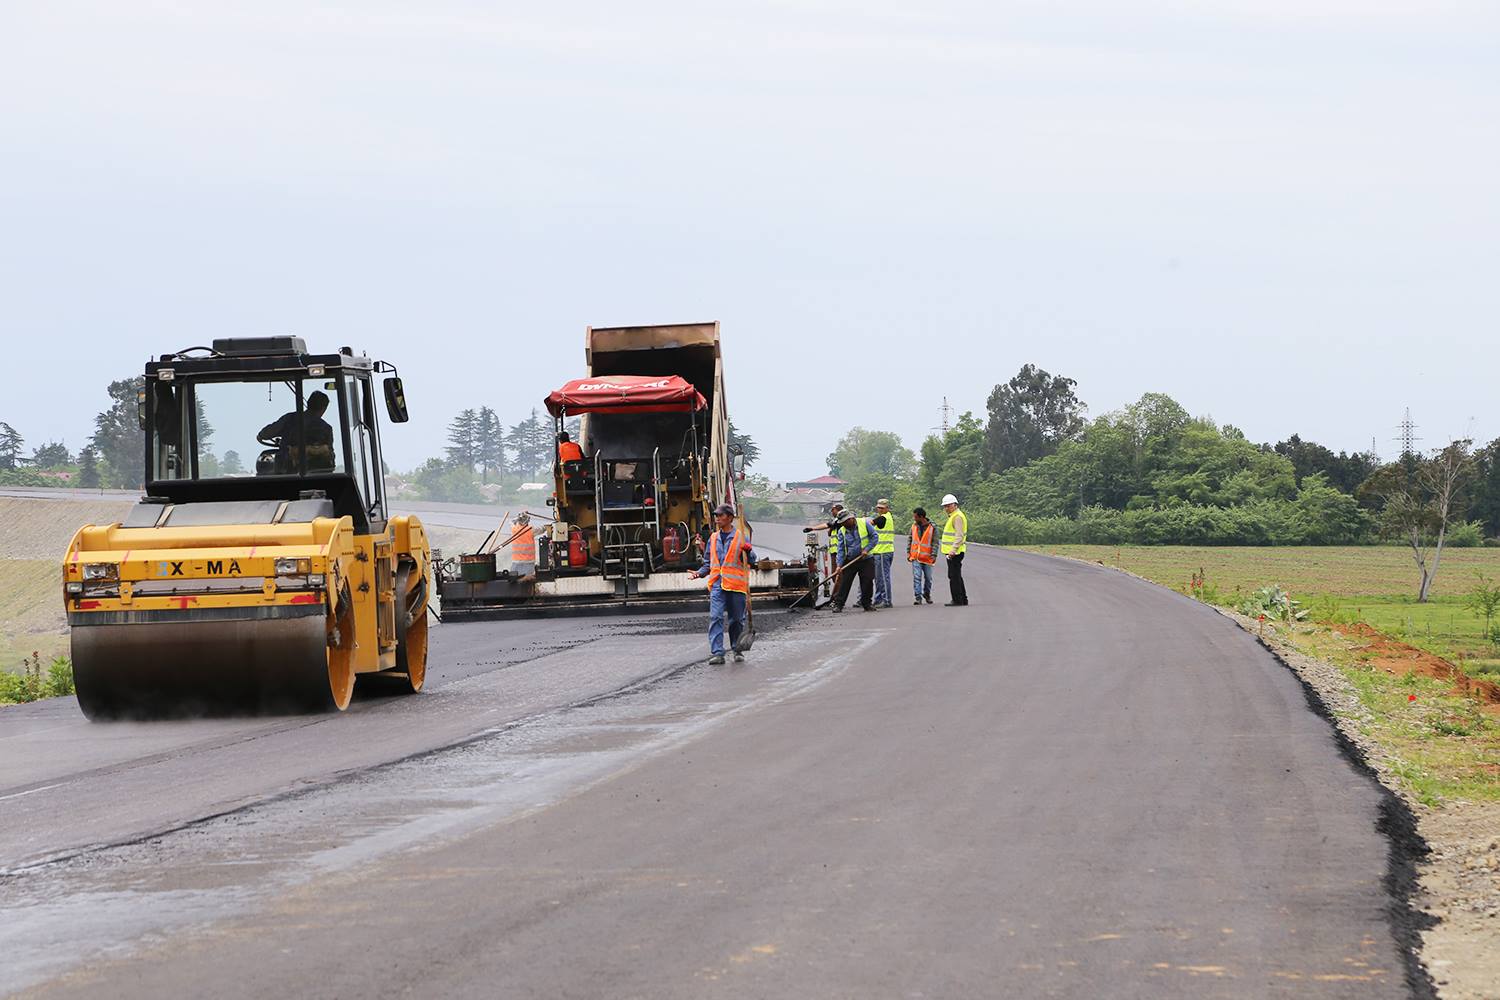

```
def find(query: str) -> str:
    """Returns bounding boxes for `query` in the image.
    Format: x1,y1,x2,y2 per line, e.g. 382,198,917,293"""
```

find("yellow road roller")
63,337,431,718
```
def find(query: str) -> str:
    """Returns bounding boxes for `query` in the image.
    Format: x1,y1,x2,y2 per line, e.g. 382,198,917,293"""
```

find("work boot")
831,606,844,614
944,602,963,607
924,594,933,604
708,654,726,665
913,598,922,605
732,651,745,663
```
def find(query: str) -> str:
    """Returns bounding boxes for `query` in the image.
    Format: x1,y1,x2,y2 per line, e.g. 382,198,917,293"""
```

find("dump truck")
63,337,432,717
437,322,816,616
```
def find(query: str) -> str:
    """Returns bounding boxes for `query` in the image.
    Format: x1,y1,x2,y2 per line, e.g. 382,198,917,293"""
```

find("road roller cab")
63,338,432,718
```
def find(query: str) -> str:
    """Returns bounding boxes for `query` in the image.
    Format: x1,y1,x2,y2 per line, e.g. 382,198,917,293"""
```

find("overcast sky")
3,1,1495,483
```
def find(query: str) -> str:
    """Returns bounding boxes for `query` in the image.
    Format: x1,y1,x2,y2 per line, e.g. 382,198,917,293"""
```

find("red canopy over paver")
544,375,707,416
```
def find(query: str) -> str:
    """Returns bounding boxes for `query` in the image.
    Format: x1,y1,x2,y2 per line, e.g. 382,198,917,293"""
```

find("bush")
956,490,1377,548
965,510,1081,546
48,656,75,696
0,653,74,703
0,469,57,487
741,497,785,521
1238,585,1307,622
1292,474,1372,544
1445,520,1485,548
409,458,487,504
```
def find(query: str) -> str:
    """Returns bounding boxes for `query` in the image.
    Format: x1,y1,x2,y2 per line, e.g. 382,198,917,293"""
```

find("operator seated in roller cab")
256,390,335,475
557,431,584,466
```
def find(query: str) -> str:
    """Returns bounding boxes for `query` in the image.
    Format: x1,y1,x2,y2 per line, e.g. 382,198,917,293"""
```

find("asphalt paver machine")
437,322,815,616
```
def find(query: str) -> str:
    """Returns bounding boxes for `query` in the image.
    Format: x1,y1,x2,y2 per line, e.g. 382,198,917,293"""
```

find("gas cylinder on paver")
568,529,587,567
662,529,680,563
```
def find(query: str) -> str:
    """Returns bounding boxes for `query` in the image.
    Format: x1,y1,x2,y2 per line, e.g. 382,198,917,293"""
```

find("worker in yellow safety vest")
688,503,756,664
870,498,896,608
940,493,968,606
509,513,537,580
906,506,937,605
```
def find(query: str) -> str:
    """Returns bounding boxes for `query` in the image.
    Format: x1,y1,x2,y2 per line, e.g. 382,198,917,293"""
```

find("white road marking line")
0,782,68,803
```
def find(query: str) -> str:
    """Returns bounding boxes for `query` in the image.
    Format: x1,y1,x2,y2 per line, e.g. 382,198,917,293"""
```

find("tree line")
410,410,761,503
401,408,574,503
822,364,1500,568
1,378,143,488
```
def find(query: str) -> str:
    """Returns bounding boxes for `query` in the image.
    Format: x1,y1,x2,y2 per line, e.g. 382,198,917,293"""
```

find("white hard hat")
941,494,959,506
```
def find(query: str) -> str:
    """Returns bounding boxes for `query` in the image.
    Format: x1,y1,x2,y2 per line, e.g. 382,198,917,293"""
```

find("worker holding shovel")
830,510,878,613
688,503,756,665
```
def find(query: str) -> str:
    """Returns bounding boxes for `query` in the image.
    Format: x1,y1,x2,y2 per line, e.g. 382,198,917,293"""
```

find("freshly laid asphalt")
0,531,1420,998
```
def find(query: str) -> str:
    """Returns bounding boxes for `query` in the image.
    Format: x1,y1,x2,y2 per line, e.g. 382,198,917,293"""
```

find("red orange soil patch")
1331,622,1500,708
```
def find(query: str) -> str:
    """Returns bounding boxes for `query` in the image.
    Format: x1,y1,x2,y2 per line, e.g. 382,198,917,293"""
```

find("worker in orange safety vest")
557,431,584,465
688,503,756,665
906,506,937,605
509,512,537,580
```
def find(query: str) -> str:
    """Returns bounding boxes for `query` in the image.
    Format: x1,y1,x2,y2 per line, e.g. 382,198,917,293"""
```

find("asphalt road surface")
0,536,1419,998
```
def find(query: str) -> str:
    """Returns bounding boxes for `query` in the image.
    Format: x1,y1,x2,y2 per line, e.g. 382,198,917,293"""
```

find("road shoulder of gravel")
1026,547,1498,1000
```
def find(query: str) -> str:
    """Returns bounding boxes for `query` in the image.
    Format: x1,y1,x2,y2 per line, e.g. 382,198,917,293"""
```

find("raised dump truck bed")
437,322,816,618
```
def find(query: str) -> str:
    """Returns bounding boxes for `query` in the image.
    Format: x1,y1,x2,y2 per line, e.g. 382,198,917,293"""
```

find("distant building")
740,475,844,518
787,474,846,489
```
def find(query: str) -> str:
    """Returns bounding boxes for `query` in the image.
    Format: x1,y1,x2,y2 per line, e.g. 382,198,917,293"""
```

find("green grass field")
1023,544,1500,675
1021,544,1500,598
1023,544,1500,804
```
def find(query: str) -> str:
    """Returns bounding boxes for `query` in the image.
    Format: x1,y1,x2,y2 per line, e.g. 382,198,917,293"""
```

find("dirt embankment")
0,497,135,560
1333,621,1500,709
1,497,134,668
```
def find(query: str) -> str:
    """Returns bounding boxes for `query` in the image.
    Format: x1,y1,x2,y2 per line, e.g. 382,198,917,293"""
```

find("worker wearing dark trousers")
940,493,969,606
831,511,877,613
870,498,895,608
689,504,756,664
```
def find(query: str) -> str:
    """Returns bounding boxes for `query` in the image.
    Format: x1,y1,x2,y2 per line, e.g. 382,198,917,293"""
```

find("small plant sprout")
1465,571,1500,645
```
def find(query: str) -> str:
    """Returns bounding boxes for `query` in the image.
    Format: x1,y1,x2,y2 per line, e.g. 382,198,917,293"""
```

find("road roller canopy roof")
148,339,375,379
140,341,402,533
544,375,707,417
